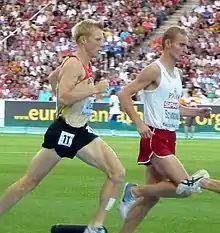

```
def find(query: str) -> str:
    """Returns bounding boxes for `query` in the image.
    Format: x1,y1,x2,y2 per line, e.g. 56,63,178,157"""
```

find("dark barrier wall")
4,101,220,132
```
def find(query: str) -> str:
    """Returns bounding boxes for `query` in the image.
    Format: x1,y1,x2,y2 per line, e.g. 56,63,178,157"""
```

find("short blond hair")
162,26,187,49
71,19,104,44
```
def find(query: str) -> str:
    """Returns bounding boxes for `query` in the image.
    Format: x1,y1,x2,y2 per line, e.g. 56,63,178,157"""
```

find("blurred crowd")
179,0,220,104
146,0,220,104
0,0,219,104
0,0,181,100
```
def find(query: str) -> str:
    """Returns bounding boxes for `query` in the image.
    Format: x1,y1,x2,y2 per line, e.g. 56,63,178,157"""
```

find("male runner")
117,26,220,233
108,89,121,135
0,20,125,233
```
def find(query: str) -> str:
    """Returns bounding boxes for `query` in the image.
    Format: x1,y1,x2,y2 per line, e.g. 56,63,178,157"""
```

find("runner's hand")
136,121,154,138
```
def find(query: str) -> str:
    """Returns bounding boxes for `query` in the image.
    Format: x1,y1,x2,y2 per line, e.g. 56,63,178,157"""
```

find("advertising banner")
4,101,220,132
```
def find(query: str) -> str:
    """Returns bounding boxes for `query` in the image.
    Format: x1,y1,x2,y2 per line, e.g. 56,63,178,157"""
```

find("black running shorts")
42,117,98,158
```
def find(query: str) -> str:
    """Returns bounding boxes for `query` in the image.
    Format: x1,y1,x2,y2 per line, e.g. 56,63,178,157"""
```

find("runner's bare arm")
118,64,160,125
179,105,198,117
48,68,59,94
58,57,98,105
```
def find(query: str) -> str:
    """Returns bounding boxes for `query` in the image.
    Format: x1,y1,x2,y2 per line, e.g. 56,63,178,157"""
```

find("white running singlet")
141,60,183,131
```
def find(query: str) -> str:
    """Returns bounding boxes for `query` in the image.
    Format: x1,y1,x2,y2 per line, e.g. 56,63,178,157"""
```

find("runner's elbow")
58,97,67,105
118,90,127,101
58,92,73,105
118,89,132,102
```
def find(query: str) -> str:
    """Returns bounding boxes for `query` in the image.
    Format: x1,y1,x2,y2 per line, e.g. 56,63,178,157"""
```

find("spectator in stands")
1,0,205,102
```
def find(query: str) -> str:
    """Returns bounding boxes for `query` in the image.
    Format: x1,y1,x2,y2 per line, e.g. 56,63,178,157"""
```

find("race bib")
81,97,94,117
163,101,180,129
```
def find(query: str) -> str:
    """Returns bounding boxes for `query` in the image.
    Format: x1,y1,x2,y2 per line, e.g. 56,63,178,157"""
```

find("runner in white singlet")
116,26,220,233
142,59,182,132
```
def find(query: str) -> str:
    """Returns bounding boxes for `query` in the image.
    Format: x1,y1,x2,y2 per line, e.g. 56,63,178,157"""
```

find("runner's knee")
107,165,126,183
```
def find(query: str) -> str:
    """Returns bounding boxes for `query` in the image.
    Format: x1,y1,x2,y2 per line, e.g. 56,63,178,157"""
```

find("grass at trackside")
0,134,219,233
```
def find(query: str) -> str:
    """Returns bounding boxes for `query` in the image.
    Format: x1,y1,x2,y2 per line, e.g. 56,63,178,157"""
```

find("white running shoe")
176,169,210,195
119,183,137,220
83,226,107,233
